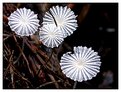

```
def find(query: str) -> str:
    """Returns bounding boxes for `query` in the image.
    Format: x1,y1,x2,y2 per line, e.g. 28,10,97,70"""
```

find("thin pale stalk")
73,81,78,89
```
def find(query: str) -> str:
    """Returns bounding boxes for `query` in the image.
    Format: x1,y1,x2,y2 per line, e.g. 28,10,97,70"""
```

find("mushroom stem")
51,49,54,71
73,81,77,89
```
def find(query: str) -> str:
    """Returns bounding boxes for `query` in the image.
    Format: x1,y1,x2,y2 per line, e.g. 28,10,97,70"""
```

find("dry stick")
4,49,8,56
48,74,59,88
47,51,71,88
26,41,62,86
25,40,53,77
46,48,54,71
26,41,65,80
28,55,42,78
10,66,15,88
3,54,11,78
3,49,10,61
37,80,61,88
3,34,10,37
3,47,13,78
13,35,32,74
3,54,8,61
36,48,52,69
13,70,33,88
3,43,13,78
8,50,15,88
27,40,49,60
25,38,71,86
25,40,48,68
4,36,33,87
36,53,51,69
51,53,61,74
3,43,11,55
11,63,33,88
30,35,42,45
4,49,33,87
14,38,25,64
38,50,49,60
3,63,11,79
36,63,43,78
37,49,53,69
3,35,12,41
26,40,52,76
46,48,53,63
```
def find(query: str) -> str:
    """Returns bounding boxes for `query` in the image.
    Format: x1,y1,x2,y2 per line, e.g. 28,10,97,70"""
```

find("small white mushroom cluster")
8,5,101,83
8,6,77,48
40,5,78,48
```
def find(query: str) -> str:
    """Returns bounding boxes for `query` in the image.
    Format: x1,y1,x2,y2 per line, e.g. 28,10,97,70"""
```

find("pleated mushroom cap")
39,24,64,48
43,5,78,38
8,8,40,36
60,46,101,82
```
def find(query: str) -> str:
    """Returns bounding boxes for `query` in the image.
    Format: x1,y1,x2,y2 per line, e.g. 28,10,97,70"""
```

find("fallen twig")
37,80,61,88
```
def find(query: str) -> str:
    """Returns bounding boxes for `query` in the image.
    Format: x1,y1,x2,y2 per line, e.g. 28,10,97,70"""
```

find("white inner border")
0,0,120,92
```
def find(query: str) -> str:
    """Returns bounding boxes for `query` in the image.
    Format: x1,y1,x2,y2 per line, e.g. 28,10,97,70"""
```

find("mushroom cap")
43,5,78,38
39,24,64,48
8,8,40,36
60,46,101,82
